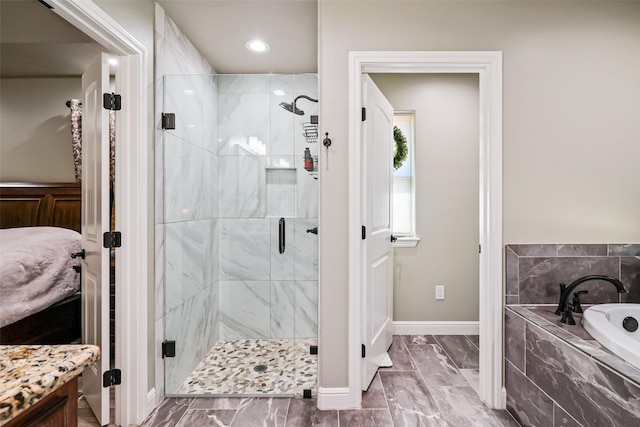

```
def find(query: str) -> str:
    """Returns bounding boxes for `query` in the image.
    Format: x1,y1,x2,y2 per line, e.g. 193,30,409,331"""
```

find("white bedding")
0,226,81,328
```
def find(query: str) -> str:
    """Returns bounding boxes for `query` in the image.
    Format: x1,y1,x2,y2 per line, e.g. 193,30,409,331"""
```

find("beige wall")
0,77,81,182
318,1,640,388
370,73,480,322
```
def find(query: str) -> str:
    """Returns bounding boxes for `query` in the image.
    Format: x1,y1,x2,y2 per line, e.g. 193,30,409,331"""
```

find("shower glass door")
160,74,318,397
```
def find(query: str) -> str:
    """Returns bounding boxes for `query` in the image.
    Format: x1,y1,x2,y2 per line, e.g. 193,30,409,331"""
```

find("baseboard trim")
146,388,156,415
317,387,353,410
393,321,479,335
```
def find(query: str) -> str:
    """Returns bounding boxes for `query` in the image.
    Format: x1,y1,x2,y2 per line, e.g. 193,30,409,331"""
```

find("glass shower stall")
160,74,318,397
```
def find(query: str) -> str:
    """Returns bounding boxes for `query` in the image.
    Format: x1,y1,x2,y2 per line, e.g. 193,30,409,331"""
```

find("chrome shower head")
279,101,305,115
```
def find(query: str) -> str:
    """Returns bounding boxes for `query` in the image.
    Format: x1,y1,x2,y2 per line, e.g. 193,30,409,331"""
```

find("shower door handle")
279,218,285,254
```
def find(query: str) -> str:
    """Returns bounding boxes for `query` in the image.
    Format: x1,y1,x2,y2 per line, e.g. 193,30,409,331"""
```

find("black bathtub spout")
555,275,627,318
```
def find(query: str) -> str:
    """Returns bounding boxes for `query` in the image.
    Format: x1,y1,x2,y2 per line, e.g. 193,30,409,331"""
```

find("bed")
0,182,82,344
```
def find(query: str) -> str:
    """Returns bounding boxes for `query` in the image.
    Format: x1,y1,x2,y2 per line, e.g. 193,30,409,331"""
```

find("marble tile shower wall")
154,4,219,396
505,244,640,305
155,5,319,395
217,74,318,341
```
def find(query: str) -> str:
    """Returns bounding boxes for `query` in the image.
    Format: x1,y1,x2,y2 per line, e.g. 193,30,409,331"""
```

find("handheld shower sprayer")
279,94,318,116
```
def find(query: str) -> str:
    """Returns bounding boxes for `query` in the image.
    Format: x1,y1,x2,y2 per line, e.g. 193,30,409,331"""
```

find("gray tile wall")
505,308,640,426
505,245,640,425
505,244,640,305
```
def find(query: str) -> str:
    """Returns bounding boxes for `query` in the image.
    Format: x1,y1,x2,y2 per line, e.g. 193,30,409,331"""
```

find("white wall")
92,0,157,394
318,1,640,389
0,77,81,182
370,73,480,322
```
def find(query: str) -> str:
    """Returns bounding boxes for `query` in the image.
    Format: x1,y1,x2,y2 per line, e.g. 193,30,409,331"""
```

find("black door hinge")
103,93,122,111
162,113,176,130
362,226,366,240
361,344,366,358
479,244,482,254
362,107,366,121
162,340,176,358
103,231,122,248
103,369,121,387
309,345,318,355
303,389,312,399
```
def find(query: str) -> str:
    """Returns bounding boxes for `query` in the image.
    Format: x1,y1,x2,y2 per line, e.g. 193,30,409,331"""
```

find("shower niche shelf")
266,168,296,218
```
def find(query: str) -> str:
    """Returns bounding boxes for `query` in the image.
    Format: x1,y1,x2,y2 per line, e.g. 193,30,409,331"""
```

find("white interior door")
81,53,111,425
362,74,394,390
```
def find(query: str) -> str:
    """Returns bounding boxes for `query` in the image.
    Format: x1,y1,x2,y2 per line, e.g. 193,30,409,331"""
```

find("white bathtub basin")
583,303,640,370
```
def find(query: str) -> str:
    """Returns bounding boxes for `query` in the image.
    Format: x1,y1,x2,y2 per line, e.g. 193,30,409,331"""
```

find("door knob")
390,235,398,243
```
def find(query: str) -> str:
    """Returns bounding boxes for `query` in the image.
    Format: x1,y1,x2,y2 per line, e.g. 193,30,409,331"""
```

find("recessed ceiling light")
245,39,270,53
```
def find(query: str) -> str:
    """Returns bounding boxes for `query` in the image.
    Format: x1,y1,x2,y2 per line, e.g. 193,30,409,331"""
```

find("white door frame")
48,1,151,425
347,51,504,409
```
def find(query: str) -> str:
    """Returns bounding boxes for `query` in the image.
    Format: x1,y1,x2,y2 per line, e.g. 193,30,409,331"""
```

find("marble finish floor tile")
401,334,439,345
362,372,388,409
383,334,417,370
175,409,236,427
434,335,480,369
379,370,448,426
89,336,519,427
139,398,194,427
429,385,519,426
177,338,317,396
406,343,470,387
460,369,480,395
231,397,289,426
285,398,339,426
339,409,394,426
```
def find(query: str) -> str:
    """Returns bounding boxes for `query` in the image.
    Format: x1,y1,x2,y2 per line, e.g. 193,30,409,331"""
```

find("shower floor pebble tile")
176,338,317,395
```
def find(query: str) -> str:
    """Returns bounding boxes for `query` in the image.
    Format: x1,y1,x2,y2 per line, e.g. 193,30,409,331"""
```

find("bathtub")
583,303,640,370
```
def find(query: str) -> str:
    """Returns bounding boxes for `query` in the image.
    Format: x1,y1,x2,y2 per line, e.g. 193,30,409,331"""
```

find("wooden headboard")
0,182,81,232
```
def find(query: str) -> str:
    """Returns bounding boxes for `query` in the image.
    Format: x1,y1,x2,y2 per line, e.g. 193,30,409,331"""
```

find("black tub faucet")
555,275,627,319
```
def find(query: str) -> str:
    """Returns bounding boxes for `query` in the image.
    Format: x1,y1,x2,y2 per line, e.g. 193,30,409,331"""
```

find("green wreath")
393,125,408,170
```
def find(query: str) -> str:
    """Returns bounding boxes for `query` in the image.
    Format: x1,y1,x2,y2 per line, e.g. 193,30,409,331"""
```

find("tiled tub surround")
0,345,100,425
505,306,640,426
506,244,640,305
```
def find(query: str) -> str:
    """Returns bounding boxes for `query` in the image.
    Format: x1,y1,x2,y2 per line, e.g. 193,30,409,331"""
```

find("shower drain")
253,364,268,373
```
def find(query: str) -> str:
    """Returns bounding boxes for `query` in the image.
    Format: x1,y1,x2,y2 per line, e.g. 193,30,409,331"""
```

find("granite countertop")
0,344,100,425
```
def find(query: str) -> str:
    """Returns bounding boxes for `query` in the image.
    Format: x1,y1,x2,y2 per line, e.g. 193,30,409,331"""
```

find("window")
392,112,419,247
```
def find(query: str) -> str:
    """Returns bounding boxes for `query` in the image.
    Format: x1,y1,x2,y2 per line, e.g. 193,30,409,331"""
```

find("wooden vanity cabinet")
4,377,78,427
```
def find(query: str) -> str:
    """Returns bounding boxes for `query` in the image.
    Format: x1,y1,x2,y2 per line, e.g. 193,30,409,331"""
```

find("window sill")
393,236,420,248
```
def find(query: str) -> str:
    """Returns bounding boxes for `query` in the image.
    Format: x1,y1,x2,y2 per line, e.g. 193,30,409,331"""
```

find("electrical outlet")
435,285,445,300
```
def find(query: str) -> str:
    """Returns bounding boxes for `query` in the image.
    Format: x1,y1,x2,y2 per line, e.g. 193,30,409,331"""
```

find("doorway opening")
49,0,150,425
347,51,503,409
